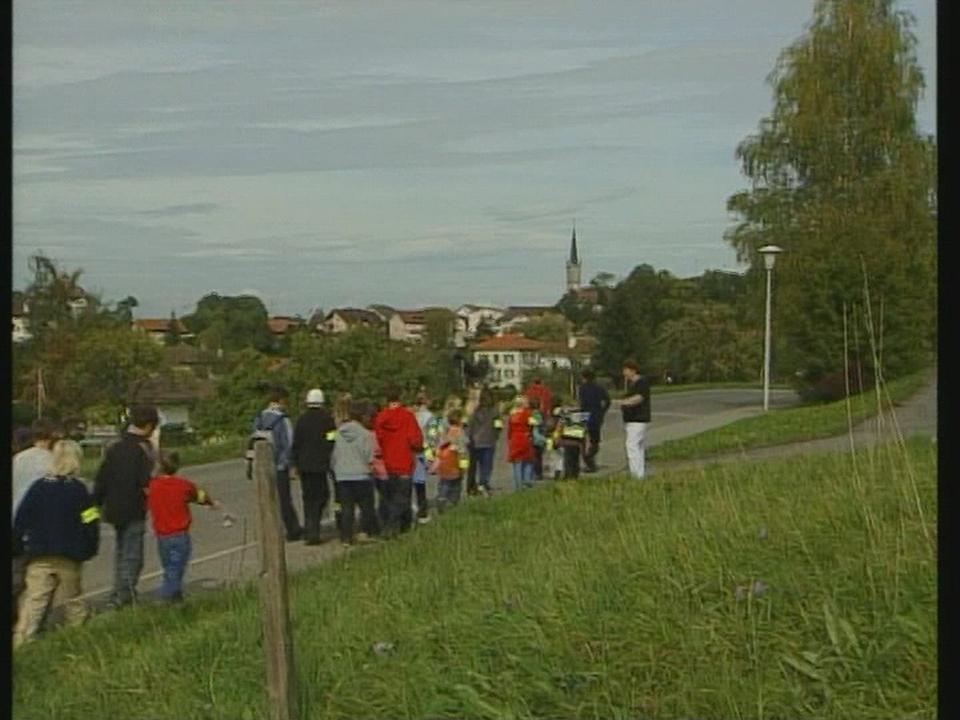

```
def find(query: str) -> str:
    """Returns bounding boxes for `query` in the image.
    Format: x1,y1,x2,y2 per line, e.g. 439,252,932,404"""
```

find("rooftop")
472,334,547,351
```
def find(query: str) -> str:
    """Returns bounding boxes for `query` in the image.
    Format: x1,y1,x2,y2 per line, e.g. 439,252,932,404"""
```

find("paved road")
79,387,803,605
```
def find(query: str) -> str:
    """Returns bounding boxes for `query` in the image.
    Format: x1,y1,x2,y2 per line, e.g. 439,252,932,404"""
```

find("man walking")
577,369,611,472
93,404,159,608
254,386,303,542
373,386,424,538
620,360,651,479
291,388,336,545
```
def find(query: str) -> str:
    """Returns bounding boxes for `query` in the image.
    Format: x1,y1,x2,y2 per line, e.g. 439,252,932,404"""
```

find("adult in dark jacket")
253,386,302,541
466,387,501,495
93,404,158,609
14,440,100,647
291,388,337,545
578,369,611,472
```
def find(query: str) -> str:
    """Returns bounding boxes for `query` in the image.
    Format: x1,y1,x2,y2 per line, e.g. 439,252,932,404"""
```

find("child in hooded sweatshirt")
331,401,380,546
435,408,469,512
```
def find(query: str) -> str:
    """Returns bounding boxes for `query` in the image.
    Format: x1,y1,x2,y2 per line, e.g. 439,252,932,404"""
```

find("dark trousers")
437,478,463,512
300,471,331,542
414,483,428,519
111,520,145,606
276,469,303,540
468,446,495,492
584,424,601,470
375,479,389,527
533,445,545,479
563,444,582,479
382,476,413,538
12,556,26,624
337,480,378,543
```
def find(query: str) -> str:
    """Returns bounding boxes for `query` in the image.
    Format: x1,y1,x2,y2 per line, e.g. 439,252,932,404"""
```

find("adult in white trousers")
620,359,651,479
624,421,648,479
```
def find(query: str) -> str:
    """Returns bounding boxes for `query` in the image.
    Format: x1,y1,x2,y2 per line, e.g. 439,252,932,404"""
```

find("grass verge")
15,437,936,719
650,369,931,462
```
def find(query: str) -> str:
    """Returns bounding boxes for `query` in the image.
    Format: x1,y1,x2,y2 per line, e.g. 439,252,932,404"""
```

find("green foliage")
181,293,273,354
513,314,570,342
727,0,936,388
592,264,681,379
59,326,166,416
651,301,762,383
14,439,936,719
193,328,462,436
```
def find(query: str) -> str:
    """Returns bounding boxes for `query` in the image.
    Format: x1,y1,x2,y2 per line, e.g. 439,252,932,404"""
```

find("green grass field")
650,370,931,462
14,437,936,719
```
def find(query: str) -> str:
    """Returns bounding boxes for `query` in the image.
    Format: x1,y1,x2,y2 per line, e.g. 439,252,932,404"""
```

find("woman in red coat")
506,395,536,491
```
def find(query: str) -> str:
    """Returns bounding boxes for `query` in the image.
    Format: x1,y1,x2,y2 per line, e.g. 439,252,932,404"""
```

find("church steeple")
565,221,582,292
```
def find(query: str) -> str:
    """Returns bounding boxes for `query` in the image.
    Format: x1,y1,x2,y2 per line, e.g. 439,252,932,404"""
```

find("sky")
12,0,937,319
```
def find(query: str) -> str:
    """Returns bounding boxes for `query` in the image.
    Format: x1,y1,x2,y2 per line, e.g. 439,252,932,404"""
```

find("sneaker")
417,516,432,525
356,532,380,544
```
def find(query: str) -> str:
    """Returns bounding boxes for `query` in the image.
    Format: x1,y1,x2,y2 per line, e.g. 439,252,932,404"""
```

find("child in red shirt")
147,451,221,602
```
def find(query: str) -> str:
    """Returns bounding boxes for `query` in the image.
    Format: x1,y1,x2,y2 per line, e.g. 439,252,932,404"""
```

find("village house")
132,317,191,345
456,304,505,337
12,293,31,344
267,315,305,338
470,334,547,388
321,308,385,334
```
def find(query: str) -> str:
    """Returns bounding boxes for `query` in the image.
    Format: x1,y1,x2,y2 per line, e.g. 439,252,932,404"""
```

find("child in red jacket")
147,451,223,602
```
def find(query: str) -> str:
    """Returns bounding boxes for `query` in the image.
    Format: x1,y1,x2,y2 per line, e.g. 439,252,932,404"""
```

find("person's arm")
600,387,611,413
77,484,101,561
12,485,36,556
92,445,115,506
409,413,424,452
290,417,302,470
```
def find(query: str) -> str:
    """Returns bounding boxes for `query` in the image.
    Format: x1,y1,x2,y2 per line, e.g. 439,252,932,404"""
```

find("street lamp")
758,244,784,412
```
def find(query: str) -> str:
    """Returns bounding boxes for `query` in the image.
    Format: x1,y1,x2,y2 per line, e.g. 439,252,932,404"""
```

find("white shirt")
12,446,54,520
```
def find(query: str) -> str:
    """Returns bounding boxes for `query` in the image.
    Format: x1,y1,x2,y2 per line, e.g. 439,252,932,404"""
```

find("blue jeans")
511,461,534,491
157,532,192,601
111,519,145,606
473,447,495,489
437,478,463,512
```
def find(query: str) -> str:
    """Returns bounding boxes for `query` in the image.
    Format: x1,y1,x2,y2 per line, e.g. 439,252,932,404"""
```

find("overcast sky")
12,1,936,318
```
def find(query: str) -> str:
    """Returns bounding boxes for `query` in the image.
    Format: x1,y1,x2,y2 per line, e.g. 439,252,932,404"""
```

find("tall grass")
14,436,936,719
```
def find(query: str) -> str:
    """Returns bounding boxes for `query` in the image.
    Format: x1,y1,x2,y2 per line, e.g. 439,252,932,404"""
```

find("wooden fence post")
253,439,299,720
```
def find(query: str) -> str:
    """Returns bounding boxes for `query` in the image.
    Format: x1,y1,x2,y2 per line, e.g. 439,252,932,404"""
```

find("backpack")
436,427,464,480
245,413,282,480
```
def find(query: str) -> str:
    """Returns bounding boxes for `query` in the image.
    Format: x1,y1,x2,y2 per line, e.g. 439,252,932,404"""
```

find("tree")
514,314,569,342
182,293,273,354
651,302,762,383
726,0,936,390
592,265,680,379
164,311,182,346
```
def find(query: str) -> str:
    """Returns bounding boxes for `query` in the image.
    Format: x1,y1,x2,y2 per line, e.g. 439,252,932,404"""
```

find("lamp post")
758,244,784,412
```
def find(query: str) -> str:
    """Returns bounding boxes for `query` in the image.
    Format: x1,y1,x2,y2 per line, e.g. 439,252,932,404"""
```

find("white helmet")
306,388,325,406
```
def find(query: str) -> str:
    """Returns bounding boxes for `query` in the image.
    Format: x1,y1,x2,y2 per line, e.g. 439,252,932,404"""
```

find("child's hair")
442,394,462,416
50,440,82,477
447,408,463,425
159,450,181,475
334,393,353,424
511,395,527,410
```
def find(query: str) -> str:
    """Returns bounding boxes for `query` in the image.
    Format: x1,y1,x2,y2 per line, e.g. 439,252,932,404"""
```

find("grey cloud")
135,203,219,218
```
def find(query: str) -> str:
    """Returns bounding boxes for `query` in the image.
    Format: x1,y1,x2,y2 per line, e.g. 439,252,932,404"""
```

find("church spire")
565,220,582,292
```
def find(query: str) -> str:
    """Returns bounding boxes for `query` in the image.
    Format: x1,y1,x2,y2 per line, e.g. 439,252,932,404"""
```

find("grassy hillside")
15,438,936,719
